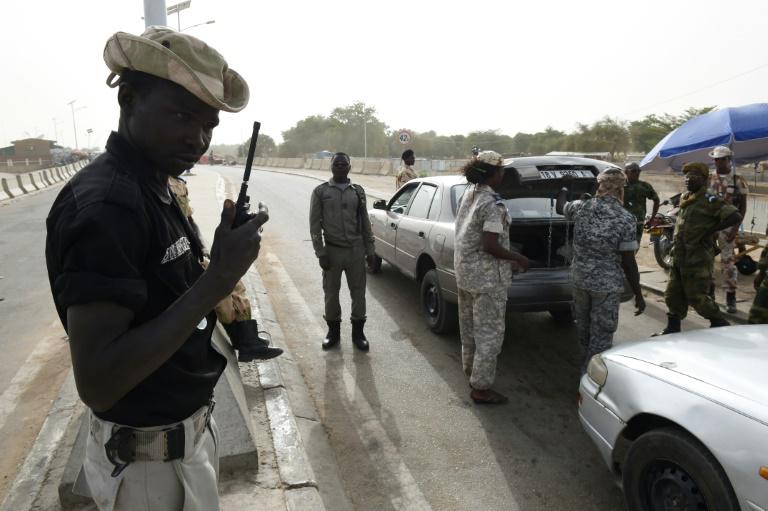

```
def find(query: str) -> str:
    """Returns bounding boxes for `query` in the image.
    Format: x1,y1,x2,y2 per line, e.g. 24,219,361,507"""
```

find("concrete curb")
0,162,84,202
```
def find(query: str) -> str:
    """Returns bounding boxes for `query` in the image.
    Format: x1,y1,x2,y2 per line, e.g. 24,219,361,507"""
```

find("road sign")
167,0,191,15
397,130,412,145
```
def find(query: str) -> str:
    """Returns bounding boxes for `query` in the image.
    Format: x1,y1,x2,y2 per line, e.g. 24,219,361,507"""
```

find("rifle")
233,121,269,228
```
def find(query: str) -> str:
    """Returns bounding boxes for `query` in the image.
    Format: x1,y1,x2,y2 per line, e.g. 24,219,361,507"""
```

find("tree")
238,133,277,158
629,106,716,152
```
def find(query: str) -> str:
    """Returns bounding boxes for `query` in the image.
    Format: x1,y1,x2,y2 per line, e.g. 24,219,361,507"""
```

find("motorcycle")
645,193,681,270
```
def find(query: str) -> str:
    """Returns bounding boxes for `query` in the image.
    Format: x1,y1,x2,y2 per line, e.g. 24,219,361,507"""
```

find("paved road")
0,188,71,502
216,167,712,511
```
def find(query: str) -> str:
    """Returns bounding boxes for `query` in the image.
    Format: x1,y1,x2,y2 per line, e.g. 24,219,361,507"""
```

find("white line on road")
0,332,65,433
263,251,434,511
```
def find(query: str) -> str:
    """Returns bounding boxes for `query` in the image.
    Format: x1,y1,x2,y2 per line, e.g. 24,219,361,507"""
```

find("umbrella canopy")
640,103,768,171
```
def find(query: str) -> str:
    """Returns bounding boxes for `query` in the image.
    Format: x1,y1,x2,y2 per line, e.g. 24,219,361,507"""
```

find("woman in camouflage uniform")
454,151,529,404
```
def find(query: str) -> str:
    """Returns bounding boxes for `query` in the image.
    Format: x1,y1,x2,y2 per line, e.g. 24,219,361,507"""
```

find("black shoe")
351,319,369,351
224,320,283,362
710,317,730,328
652,315,681,337
726,292,737,314
323,320,341,350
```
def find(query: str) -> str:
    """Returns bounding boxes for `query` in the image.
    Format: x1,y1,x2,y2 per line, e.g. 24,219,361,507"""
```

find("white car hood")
605,325,768,409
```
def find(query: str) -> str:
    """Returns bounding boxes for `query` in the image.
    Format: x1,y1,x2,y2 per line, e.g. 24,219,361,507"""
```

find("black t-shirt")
45,132,226,427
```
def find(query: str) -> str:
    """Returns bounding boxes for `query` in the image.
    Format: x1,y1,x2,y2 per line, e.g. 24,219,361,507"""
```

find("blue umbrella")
640,103,768,171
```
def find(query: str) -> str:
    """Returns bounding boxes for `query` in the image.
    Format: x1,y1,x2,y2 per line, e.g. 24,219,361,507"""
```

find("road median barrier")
0,162,84,202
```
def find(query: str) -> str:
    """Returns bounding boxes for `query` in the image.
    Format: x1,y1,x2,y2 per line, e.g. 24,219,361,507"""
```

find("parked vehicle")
367,156,621,333
579,325,768,511
645,192,680,270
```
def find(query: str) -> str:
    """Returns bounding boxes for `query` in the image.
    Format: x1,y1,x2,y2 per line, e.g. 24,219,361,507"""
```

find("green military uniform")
748,244,768,324
665,186,738,320
623,180,659,240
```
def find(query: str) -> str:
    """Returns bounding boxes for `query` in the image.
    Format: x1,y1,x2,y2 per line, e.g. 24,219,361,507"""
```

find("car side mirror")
373,199,387,210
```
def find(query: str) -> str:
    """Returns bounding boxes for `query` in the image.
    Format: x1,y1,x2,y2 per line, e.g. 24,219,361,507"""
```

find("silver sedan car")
579,325,768,511
368,156,617,333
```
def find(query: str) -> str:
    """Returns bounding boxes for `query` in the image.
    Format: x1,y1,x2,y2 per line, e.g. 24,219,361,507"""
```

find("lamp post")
167,0,191,30
181,19,215,31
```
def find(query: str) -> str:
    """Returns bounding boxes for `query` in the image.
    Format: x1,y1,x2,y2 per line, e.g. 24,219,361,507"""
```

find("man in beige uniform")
310,152,376,351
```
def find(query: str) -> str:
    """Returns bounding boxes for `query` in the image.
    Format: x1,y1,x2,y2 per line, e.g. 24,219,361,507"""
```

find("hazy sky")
2,0,767,150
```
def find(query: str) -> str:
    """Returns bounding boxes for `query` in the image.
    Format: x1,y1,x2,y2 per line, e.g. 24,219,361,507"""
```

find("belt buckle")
105,427,136,477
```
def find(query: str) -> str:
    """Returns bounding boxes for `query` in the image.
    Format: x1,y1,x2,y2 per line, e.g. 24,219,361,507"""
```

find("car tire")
622,427,739,511
420,269,458,334
549,309,574,325
367,255,383,274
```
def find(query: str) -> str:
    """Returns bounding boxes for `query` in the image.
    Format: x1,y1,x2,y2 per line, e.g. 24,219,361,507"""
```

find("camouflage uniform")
708,172,749,293
309,179,375,321
665,188,738,320
395,165,418,190
623,180,659,241
454,184,512,390
748,244,768,324
168,176,251,323
564,197,638,372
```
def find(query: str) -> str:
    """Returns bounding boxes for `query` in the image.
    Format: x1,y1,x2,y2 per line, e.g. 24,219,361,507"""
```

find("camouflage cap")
103,26,249,113
682,162,710,179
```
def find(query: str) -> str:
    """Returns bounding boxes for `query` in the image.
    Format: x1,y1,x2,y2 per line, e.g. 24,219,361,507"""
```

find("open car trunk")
508,221,573,269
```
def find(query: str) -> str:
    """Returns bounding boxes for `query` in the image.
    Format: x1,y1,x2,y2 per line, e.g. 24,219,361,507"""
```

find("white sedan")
579,325,768,511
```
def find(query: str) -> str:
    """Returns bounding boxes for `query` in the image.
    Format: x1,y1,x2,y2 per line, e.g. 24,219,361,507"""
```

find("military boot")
224,319,283,362
652,315,681,336
351,319,370,351
322,320,341,350
726,292,737,314
710,317,730,328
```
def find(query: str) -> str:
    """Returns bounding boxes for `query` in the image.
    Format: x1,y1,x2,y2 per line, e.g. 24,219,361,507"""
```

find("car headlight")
586,355,608,387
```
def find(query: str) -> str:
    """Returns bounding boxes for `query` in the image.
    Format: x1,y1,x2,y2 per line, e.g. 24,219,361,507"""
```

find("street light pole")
143,0,167,28
68,100,79,149
363,118,367,160
181,19,215,31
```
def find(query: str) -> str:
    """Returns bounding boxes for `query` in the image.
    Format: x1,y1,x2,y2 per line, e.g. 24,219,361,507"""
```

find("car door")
377,182,419,265
395,183,438,278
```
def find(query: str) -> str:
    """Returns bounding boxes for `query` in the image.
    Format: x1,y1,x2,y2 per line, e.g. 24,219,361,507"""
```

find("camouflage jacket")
309,179,375,257
395,165,418,190
564,196,638,293
454,184,512,294
672,188,738,267
168,176,192,218
623,180,659,223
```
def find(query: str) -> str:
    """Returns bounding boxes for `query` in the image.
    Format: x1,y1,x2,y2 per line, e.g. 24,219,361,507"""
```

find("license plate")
538,170,594,179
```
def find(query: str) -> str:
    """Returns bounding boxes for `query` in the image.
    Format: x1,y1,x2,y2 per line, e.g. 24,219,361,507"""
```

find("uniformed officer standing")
556,168,645,373
46,27,261,510
168,176,282,361
748,232,768,324
655,162,742,335
455,151,529,404
309,152,376,351
623,162,660,243
708,146,749,313
395,149,418,189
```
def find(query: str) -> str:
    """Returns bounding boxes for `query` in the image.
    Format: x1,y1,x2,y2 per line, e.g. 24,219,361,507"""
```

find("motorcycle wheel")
654,233,674,270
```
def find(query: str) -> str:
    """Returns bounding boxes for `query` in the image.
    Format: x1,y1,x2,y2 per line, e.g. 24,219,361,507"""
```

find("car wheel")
549,309,574,325
367,255,383,274
420,269,458,334
622,427,739,511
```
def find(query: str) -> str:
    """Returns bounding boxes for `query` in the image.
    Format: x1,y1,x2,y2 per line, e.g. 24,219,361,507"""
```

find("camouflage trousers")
201,259,252,324
572,288,620,374
748,275,768,324
665,263,723,321
322,244,367,321
716,230,738,293
458,288,507,390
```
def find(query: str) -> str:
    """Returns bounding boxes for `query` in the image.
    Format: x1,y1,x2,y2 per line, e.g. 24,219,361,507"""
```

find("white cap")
708,145,733,159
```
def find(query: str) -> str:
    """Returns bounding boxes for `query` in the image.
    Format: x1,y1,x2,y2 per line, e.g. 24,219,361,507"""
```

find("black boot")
652,315,681,336
322,320,341,350
224,320,283,362
726,292,737,314
351,319,369,351
710,317,730,328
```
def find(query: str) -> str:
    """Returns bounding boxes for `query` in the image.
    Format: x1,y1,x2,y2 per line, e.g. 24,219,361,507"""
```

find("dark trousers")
322,244,367,321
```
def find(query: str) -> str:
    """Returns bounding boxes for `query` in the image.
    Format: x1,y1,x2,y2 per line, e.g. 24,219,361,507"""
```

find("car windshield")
451,184,564,219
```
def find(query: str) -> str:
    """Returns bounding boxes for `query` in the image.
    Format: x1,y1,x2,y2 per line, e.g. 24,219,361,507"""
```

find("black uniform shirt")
45,132,226,427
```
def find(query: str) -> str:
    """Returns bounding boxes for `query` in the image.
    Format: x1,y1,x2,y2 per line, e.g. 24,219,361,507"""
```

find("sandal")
470,389,509,405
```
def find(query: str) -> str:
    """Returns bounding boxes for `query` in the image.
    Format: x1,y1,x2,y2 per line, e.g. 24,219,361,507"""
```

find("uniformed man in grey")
556,168,645,373
309,152,376,351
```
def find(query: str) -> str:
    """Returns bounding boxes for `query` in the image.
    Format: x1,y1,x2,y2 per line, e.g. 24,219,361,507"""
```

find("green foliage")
629,106,716,152
238,133,277,158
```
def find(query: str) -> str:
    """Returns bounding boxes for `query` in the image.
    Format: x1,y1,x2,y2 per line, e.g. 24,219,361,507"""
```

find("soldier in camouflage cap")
454,151,529,404
46,27,260,510
654,162,742,335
